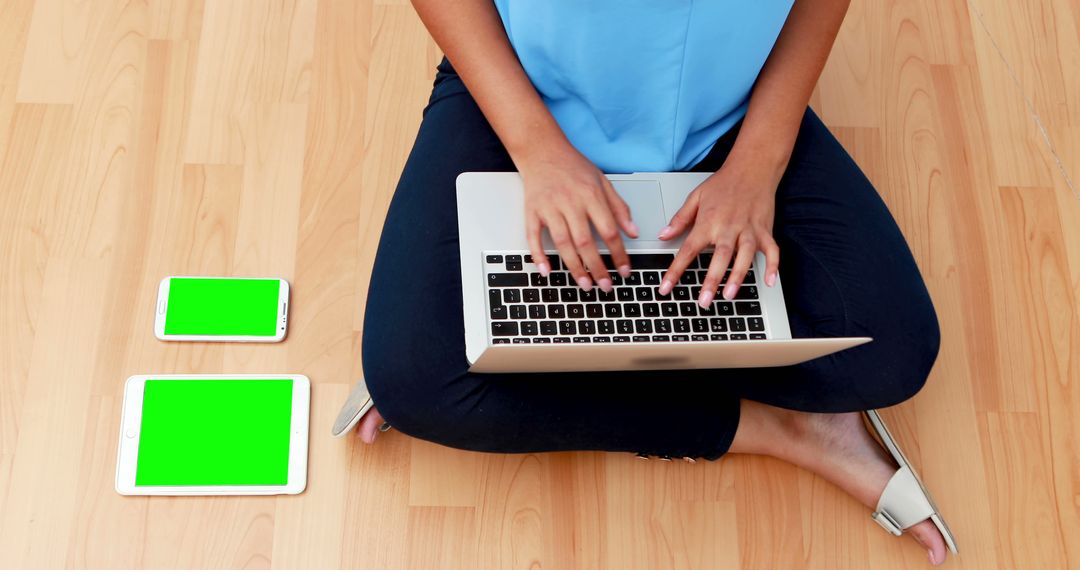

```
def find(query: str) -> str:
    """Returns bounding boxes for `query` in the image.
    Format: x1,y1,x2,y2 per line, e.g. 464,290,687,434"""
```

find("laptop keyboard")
484,251,769,344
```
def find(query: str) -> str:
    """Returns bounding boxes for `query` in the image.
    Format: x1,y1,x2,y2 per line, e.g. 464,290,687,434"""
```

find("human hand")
517,142,639,291
658,162,781,308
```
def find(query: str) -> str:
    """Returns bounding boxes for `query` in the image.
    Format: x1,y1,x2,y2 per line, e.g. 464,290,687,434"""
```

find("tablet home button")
125,429,136,438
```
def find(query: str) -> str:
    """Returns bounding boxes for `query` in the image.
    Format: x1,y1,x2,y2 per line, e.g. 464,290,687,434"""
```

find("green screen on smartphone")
135,379,294,486
164,278,281,336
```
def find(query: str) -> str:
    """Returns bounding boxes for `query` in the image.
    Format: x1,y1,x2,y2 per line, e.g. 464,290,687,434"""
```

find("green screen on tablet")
135,379,293,486
164,278,280,336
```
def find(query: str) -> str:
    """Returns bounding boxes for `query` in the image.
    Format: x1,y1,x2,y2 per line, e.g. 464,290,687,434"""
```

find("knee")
360,332,472,442
864,298,941,408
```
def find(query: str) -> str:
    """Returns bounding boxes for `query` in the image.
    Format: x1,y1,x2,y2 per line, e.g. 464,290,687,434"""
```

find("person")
356,1,952,565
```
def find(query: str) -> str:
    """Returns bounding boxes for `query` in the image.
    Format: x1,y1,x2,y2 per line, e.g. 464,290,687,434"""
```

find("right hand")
517,142,639,292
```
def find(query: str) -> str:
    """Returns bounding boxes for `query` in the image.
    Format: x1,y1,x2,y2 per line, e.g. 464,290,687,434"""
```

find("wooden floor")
1,0,1078,568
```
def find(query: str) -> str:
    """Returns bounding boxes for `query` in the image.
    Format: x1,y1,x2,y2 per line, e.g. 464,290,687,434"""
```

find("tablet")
115,375,309,496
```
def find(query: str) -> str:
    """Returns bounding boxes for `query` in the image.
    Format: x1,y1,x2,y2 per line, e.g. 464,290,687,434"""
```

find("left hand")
658,161,782,308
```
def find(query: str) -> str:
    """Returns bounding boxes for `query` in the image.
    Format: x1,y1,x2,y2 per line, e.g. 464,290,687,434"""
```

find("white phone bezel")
115,374,310,496
154,276,290,342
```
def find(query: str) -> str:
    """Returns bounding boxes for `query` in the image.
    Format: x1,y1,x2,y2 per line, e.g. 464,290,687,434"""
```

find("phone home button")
125,429,137,438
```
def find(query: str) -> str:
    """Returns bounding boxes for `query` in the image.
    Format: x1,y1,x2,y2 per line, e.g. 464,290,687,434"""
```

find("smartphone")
155,276,289,342
116,374,309,496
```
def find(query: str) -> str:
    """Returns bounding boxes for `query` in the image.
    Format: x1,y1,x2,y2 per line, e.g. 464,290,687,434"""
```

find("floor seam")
967,0,1079,200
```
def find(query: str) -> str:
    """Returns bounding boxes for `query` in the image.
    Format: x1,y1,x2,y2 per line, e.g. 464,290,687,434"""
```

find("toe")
908,519,947,566
356,407,385,444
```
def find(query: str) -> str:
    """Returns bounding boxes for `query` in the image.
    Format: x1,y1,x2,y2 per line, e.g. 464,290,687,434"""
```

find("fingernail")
598,277,612,292
658,225,671,239
538,262,550,276
927,550,935,565
628,221,640,236
659,280,673,295
699,290,714,308
618,264,631,278
766,271,776,287
723,284,735,300
576,276,593,291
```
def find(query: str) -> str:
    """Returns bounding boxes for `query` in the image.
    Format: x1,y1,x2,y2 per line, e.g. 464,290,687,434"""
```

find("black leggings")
361,59,940,460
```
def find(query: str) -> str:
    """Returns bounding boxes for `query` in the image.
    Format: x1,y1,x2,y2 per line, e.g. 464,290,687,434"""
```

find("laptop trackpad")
609,180,667,242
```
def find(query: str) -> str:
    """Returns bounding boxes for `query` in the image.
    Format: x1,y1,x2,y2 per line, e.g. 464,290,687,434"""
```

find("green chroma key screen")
135,379,294,486
164,278,280,336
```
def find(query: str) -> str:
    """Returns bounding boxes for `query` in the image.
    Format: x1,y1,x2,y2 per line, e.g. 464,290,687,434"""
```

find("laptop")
456,172,870,373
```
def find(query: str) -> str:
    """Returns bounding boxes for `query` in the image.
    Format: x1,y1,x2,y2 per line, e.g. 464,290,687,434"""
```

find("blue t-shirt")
494,1,794,173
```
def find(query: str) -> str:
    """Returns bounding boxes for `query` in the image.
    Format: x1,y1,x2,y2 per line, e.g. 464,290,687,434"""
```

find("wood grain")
1,0,1078,568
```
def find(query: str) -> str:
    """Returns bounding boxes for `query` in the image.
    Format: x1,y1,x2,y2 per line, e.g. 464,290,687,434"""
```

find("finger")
566,209,613,291
723,236,757,300
697,245,725,308
602,178,639,238
661,234,701,295
526,214,551,276
759,231,780,287
587,200,631,278
659,191,698,240
706,242,735,300
546,214,592,290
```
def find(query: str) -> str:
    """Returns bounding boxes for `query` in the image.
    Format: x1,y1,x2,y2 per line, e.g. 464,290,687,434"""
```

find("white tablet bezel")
154,277,290,342
115,374,310,496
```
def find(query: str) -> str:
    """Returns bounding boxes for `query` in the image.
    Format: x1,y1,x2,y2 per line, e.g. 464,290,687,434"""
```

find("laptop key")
735,286,758,300
730,333,748,340
625,272,642,285
643,271,661,285
573,337,591,343
532,337,551,343
710,318,728,332
692,318,708,332
567,304,585,319
580,288,598,302
673,286,691,300
542,289,559,303
561,288,578,302
729,318,746,332
717,302,735,316
548,304,565,318
523,289,540,303
491,322,519,336
698,303,716,316
643,303,660,317
540,321,558,335
679,302,697,316
632,335,650,342
628,253,674,269
550,272,568,286
489,290,503,307
598,320,615,334
489,273,528,287
521,321,538,336
710,334,728,341
493,338,510,344
486,254,503,264
586,303,603,318
661,303,678,316
748,317,765,331
559,321,577,335
673,319,691,333
750,333,767,339
510,306,527,319
617,288,634,302
634,319,653,334
512,337,531,343
672,335,690,342
592,336,611,343
490,305,508,320
635,287,653,301
504,289,521,303
691,334,708,341
624,303,641,317
604,304,622,318
548,255,561,270
616,320,633,334
528,305,546,319
530,273,548,287
613,336,631,343
652,334,671,342
735,301,761,315
579,320,596,335
553,336,571,343
655,319,672,333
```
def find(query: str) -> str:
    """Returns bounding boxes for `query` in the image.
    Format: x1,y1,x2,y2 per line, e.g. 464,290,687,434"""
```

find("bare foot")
355,406,385,444
733,403,949,566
